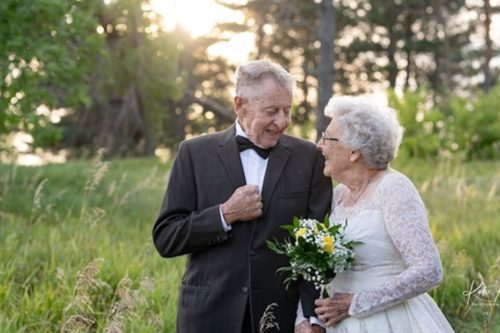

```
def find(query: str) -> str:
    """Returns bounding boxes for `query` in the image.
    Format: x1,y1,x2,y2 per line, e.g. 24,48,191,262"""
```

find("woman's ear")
349,150,361,162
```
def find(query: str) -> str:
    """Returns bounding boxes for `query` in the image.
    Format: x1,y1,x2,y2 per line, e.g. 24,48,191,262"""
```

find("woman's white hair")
235,59,295,102
324,95,404,169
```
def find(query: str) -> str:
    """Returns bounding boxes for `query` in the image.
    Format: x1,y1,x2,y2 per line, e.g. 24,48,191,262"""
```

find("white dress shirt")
219,121,269,231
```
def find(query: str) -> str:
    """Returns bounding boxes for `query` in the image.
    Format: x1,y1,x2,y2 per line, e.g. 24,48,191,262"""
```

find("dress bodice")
329,170,443,317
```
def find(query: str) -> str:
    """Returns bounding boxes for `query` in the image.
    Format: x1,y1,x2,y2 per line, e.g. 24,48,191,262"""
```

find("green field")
0,157,499,332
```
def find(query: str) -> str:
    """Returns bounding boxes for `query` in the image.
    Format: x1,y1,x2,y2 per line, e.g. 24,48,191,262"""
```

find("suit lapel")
218,125,246,189
261,136,291,216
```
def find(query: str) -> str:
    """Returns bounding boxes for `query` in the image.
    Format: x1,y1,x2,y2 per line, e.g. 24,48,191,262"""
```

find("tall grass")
0,157,498,332
0,158,183,332
397,159,500,332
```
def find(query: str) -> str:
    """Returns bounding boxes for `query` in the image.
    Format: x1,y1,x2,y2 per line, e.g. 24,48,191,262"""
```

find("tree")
58,0,237,156
60,0,182,156
0,0,103,150
167,29,235,147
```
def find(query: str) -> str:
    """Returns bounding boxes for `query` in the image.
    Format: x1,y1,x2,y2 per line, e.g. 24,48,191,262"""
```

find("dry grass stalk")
61,258,108,333
30,178,48,223
84,158,109,194
139,276,154,292
116,166,159,207
32,178,47,211
259,303,280,332
104,275,147,333
82,206,107,227
80,152,109,220
60,314,95,333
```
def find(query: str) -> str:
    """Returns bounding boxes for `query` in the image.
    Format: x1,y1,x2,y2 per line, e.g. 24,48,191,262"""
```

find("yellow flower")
323,235,334,254
295,227,307,239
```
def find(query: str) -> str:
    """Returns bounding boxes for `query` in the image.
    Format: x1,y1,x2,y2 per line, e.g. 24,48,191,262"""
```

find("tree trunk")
435,0,452,92
404,12,413,90
483,0,493,91
256,19,266,59
169,97,189,151
316,0,335,140
300,60,311,122
387,25,398,89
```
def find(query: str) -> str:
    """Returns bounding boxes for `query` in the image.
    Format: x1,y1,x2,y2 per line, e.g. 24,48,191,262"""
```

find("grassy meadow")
0,157,498,332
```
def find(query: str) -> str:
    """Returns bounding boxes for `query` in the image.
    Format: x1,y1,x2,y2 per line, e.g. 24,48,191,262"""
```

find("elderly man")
153,59,332,333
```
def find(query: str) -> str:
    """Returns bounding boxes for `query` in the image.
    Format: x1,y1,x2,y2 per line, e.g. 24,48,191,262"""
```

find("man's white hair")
324,95,404,169
235,59,295,102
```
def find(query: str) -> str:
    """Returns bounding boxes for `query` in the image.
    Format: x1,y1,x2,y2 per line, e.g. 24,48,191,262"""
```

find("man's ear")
349,150,361,162
234,96,244,116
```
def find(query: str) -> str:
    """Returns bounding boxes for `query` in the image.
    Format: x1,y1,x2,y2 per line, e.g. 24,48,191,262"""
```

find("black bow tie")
236,135,271,159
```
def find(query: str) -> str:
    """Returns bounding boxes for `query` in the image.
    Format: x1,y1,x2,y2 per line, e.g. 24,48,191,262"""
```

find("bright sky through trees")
151,0,500,66
150,0,254,64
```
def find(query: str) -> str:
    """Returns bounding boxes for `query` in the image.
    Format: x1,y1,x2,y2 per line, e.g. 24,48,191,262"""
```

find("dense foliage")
389,86,500,160
0,0,103,148
1,0,499,159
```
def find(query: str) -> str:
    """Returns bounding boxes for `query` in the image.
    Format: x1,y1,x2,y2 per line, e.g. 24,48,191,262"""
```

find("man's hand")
311,324,325,333
295,320,325,333
221,185,263,224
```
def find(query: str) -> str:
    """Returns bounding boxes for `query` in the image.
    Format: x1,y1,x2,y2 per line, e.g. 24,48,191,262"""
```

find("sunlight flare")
150,0,253,64
150,0,244,38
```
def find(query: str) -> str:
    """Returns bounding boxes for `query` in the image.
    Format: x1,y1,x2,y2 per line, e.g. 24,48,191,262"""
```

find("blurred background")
1,0,499,164
1,1,499,332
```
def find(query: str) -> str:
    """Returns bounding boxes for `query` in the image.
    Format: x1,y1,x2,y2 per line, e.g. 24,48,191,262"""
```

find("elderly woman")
296,96,454,333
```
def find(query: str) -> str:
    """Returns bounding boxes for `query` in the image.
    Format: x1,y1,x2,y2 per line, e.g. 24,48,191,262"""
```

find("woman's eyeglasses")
321,131,340,144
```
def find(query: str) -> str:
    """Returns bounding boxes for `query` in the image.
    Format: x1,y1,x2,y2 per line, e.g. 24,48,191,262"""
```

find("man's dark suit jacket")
153,125,332,333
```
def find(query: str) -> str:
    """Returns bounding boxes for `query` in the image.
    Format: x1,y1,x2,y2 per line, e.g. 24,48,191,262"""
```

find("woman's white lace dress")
298,170,455,332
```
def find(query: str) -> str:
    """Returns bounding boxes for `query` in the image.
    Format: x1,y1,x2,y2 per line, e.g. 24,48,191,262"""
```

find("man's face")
234,78,292,149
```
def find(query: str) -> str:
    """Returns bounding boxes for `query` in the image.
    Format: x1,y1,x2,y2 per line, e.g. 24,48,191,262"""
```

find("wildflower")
295,227,307,239
323,235,334,255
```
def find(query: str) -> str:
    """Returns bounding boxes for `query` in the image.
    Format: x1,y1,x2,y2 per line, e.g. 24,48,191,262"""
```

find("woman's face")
316,119,352,178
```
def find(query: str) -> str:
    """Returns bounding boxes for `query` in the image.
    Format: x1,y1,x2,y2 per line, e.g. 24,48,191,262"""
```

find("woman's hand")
314,293,353,327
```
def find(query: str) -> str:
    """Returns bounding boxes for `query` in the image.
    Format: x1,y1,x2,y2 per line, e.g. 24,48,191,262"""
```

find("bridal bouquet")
267,216,358,297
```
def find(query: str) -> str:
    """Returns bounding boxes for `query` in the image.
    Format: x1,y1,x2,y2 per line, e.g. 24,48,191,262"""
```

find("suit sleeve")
299,149,333,317
152,141,230,257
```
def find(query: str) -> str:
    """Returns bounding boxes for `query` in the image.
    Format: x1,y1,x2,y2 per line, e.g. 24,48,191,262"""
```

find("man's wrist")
220,203,239,224
309,316,325,328
218,205,232,231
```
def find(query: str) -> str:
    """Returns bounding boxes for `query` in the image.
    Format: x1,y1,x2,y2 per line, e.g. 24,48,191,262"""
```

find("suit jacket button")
241,286,248,294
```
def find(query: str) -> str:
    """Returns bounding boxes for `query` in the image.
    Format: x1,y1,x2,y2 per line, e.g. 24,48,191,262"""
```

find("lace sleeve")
349,172,443,317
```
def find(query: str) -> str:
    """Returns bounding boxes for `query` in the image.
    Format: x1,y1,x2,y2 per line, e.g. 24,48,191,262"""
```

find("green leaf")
281,224,296,237
266,239,282,254
328,224,341,234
